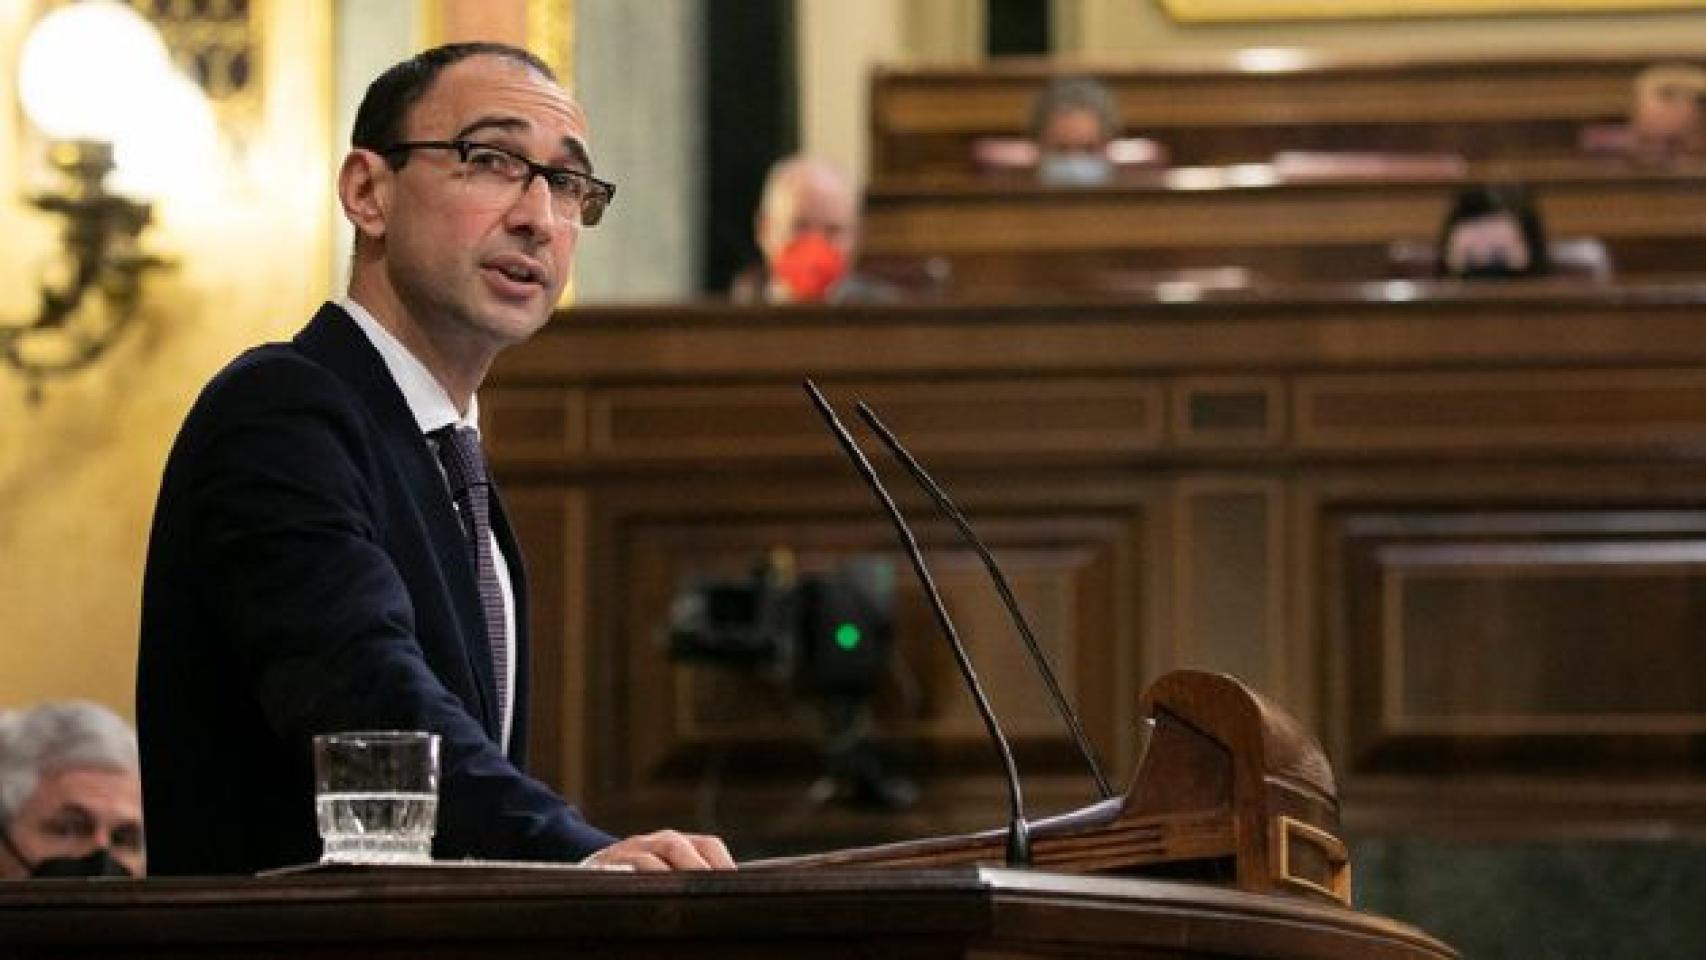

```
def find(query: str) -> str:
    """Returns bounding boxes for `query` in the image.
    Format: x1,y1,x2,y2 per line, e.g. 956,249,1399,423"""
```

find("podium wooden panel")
0,669,1457,958
484,284,1706,848
0,868,1456,959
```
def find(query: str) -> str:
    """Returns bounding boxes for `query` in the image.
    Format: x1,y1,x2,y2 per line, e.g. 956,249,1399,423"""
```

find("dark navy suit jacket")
138,302,614,875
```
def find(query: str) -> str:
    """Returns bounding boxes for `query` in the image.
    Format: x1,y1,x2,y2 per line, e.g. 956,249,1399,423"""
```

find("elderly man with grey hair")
731,154,897,305
0,701,143,878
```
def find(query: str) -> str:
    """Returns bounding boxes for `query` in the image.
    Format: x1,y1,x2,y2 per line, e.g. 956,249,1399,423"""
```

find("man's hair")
351,42,556,155
757,154,852,219
0,701,138,829
1029,75,1121,142
1634,62,1706,101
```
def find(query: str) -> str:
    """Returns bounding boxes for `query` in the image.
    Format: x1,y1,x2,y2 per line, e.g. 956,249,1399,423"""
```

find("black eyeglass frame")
379,138,616,226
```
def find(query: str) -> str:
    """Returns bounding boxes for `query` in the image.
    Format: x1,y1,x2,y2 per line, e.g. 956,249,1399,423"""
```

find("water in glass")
316,790,437,863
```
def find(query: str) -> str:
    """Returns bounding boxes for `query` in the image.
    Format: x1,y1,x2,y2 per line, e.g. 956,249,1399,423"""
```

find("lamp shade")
112,69,220,198
18,0,172,143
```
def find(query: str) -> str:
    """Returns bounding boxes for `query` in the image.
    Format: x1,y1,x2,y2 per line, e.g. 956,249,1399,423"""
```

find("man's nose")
505,173,563,236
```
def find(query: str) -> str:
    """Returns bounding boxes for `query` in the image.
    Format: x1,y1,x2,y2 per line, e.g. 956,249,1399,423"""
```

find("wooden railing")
859,158,1706,290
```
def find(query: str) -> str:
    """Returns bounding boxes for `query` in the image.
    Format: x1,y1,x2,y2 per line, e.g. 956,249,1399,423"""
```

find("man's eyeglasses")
380,139,615,227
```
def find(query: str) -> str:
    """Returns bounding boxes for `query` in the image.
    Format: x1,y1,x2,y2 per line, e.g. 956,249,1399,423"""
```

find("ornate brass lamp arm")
1,141,172,386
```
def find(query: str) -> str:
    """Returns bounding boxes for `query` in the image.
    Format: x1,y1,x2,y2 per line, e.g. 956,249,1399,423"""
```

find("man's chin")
476,299,555,346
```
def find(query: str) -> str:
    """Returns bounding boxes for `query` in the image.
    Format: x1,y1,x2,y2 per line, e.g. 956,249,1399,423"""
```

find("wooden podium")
752,671,1354,907
0,672,1456,959
0,868,1451,959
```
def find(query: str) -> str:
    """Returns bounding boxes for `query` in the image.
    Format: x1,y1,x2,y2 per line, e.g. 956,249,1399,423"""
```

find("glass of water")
313,730,439,864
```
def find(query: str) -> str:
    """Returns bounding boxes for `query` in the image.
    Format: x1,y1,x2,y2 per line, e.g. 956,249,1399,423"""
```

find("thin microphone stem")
854,402,1116,802
803,379,1030,867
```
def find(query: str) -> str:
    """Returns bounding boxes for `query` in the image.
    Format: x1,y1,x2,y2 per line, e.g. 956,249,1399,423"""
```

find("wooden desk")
485,284,1706,851
0,868,1457,959
871,51,1696,176
861,161,1706,288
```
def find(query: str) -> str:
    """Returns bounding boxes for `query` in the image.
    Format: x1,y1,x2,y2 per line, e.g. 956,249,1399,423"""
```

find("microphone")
802,379,1030,867
854,401,1115,801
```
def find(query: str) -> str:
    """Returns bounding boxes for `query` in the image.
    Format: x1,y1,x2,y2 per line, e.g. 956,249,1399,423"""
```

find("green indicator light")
834,623,862,651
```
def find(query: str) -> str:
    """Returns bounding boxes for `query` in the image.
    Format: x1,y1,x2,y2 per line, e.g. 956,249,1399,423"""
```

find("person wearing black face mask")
0,831,133,879
0,702,144,880
1436,184,1552,281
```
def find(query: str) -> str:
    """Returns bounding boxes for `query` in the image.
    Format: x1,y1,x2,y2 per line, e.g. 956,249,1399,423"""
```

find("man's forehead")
407,56,588,150
1454,214,1522,239
797,177,856,219
34,766,142,804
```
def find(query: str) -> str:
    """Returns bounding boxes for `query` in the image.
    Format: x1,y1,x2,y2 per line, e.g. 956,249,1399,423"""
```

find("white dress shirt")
339,296,516,752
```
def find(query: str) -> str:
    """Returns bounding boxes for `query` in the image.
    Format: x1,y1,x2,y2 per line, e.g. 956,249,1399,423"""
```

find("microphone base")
1005,818,1032,867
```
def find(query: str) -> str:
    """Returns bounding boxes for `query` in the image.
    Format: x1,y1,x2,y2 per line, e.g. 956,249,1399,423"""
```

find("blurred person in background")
1436,184,1551,280
1030,76,1122,186
0,701,143,879
733,154,895,304
1581,63,1706,162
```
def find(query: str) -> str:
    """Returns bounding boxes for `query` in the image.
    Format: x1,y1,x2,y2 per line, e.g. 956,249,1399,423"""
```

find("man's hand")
584,830,735,872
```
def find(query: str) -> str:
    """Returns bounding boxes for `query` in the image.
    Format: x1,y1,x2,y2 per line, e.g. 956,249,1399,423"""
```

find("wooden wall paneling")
873,68,1632,129
498,290,1706,385
1377,540,1706,736
865,183,1456,256
1285,481,1328,733
1306,467,1706,837
502,487,591,801
1343,514,1706,755
863,238,1706,290
1171,476,1288,699
1172,377,1287,449
574,467,1153,847
484,387,588,460
489,290,1706,843
862,171,1706,259
1295,368,1706,456
584,378,1164,464
859,172,1706,290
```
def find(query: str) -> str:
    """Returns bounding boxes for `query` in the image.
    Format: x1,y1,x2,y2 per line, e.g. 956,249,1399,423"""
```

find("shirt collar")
338,296,479,436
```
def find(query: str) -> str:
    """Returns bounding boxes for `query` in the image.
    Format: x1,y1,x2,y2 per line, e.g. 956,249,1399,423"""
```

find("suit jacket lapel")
292,303,501,740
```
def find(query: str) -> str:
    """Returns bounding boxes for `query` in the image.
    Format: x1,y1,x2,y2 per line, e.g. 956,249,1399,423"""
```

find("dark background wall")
701,0,795,293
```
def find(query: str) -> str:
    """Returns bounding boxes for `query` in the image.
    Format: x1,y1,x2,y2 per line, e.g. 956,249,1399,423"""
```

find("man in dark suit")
137,42,731,875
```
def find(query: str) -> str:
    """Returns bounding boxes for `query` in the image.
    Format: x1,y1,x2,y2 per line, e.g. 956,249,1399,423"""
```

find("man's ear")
338,149,391,242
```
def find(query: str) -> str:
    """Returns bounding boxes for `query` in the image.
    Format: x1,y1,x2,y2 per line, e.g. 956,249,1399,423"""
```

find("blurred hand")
584,830,735,872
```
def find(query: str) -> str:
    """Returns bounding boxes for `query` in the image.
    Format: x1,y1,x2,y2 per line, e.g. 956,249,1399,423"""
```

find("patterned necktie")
431,425,508,733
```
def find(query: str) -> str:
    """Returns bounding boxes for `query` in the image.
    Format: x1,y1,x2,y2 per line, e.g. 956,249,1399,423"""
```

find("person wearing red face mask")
732,155,896,305
0,701,144,880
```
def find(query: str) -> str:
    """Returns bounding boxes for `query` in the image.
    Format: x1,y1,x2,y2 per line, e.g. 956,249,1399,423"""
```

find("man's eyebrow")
560,136,592,174
453,116,527,142
48,803,95,823
451,117,593,173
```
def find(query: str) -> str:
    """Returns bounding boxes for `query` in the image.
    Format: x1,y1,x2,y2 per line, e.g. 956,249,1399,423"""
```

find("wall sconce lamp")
2,0,206,389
